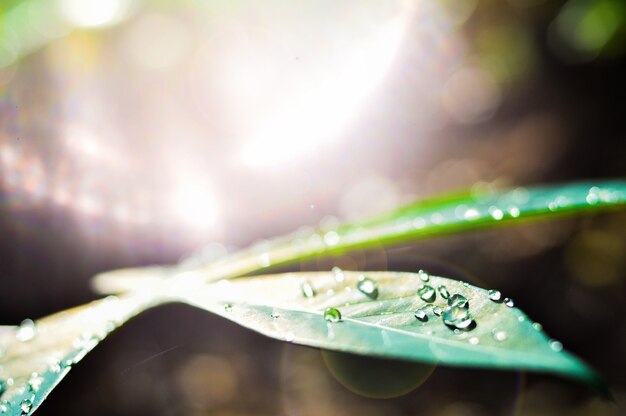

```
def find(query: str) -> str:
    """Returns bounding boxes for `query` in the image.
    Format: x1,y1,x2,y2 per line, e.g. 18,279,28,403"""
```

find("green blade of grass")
94,180,626,293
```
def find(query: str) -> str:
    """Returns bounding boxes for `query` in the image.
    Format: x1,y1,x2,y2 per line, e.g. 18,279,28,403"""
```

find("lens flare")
239,12,409,168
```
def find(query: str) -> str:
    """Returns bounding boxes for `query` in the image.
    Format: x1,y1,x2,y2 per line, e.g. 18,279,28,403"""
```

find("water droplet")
508,207,520,218
463,208,480,220
418,269,429,282
448,294,468,309
16,319,36,342
438,285,450,299
532,322,543,331
224,304,233,313
469,336,480,345
517,315,525,322
489,206,504,220
285,332,295,342
418,285,436,303
443,306,474,330
20,399,32,414
271,311,280,319
0,401,9,413
549,339,563,352
257,253,271,267
488,289,502,302
433,306,443,316
504,298,514,308
493,330,508,341
356,276,378,299
301,280,316,298
586,186,600,204
323,307,342,323
72,332,98,350
332,266,345,282
414,305,431,322
50,360,62,373
27,373,42,393
323,231,340,247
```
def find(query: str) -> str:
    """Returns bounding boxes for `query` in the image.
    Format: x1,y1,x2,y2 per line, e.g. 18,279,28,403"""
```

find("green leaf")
93,180,626,293
176,270,603,389
0,294,159,415
5,180,621,414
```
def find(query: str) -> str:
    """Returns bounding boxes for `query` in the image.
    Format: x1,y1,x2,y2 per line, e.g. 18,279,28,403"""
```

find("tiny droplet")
323,307,342,323
418,285,436,303
549,339,563,352
488,289,502,302
356,276,378,299
438,285,450,299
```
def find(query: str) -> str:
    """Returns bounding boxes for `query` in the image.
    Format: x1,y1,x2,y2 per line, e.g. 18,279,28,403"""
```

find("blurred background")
1,0,626,414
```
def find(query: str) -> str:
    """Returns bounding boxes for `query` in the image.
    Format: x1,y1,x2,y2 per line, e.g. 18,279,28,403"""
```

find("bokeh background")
1,0,626,415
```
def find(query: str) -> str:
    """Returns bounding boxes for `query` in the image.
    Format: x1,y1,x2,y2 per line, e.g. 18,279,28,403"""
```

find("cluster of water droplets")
291,267,565,354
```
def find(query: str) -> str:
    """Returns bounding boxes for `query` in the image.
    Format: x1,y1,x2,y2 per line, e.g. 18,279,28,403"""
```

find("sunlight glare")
240,13,409,168
170,180,219,231
58,0,131,28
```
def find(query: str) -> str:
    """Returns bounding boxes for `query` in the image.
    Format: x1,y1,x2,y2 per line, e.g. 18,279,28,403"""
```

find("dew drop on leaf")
438,285,450,299
357,276,378,299
16,319,36,342
493,330,508,341
418,285,436,303
417,269,429,282
448,294,468,309
414,306,430,322
27,373,42,393
301,280,316,298
323,231,340,247
332,266,345,283
324,307,342,323
433,306,443,316
224,304,233,313
50,360,62,373
532,322,543,331
489,206,504,220
20,399,32,414
549,339,563,352
442,306,474,330
504,298,514,308
257,253,271,267
0,401,9,413
488,289,502,302
271,311,280,319
469,336,480,345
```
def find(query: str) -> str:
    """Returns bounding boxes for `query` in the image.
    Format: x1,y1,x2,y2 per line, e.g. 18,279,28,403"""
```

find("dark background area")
1,0,626,415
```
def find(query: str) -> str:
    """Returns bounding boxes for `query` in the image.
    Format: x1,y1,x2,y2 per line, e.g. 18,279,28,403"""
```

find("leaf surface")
176,270,602,388
0,294,159,415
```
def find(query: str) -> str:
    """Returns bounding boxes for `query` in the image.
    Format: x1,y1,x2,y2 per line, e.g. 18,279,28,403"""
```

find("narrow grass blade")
93,180,626,293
